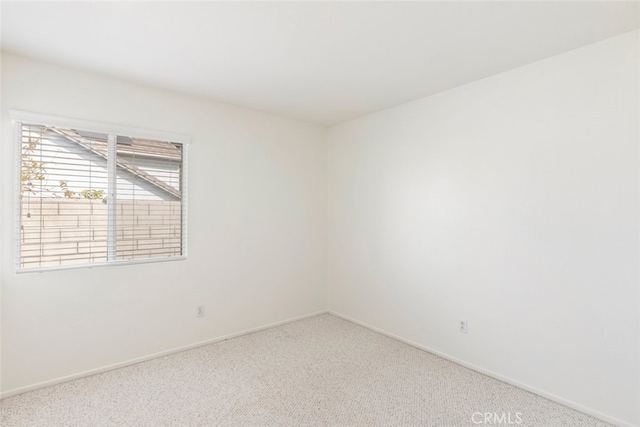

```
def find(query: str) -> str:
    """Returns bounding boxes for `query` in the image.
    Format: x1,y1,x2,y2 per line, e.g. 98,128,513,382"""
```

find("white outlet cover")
459,320,468,334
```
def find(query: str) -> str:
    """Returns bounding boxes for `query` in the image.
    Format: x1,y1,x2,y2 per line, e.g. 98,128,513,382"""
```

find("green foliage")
21,138,47,196
81,189,105,200
21,132,105,202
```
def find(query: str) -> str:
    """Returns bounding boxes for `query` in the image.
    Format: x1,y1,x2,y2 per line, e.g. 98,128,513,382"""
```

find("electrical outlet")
459,319,468,334
197,305,205,318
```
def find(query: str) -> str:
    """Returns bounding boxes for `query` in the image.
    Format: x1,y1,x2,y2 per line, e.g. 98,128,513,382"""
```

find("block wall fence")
19,198,182,268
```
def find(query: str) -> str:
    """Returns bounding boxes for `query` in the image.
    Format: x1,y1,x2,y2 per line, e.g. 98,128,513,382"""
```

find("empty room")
0,1,638,426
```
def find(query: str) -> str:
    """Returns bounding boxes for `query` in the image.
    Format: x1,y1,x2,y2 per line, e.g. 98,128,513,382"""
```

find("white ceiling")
2,2,638,126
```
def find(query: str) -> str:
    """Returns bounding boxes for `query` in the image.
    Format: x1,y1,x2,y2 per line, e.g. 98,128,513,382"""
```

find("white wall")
0,52,327,394
328,30,639,426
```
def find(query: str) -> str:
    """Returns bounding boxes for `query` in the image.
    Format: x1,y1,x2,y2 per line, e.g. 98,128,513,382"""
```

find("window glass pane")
115,136,183,261
20,124,109,268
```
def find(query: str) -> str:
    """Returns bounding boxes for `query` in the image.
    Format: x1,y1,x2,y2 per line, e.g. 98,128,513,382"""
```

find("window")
13,111,188,271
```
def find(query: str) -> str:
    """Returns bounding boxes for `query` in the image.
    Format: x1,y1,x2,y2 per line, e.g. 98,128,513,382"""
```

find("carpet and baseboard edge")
2,309,634,427
0,309,329,400
328,310,635,427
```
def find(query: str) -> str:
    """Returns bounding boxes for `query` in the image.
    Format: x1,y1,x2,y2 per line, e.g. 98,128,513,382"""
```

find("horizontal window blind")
116,137,183,261
16,119,186,271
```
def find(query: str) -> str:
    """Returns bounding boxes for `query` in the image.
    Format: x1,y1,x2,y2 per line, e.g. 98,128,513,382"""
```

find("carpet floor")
0,314,612,426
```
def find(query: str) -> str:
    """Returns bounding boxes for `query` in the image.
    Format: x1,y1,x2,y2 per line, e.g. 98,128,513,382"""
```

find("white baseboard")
1,309,329,400
328,310,636,427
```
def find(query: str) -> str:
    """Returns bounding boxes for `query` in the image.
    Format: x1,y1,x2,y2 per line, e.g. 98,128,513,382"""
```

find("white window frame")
11,110,190,273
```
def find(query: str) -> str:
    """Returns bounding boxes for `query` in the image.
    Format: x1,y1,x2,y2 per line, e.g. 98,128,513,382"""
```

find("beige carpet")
0,314,611,426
